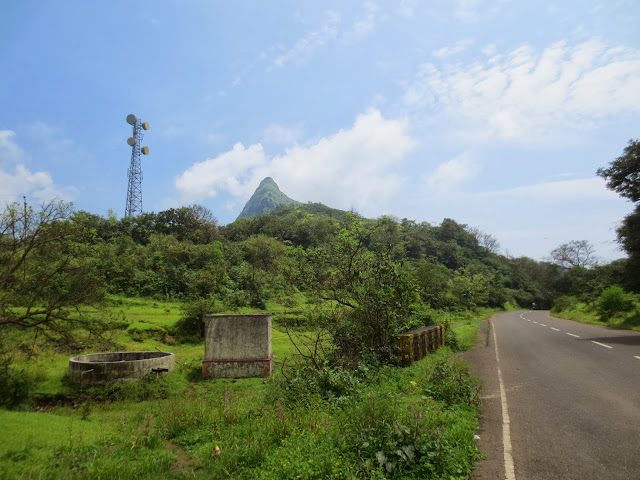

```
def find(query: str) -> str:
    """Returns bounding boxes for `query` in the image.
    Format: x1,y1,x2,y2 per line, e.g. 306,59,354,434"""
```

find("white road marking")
567,333,580,338
591,341,613,349
540,323,547,327
533,321,538,324
551,327,560,331
635,356,640,360
527,319,531,322
492,320,517,480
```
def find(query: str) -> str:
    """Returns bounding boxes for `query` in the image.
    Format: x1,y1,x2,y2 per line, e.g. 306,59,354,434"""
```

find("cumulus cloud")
0,129,76,204
175,109,416,215
424,152,480,192
404,39,640,143
175,143,268,202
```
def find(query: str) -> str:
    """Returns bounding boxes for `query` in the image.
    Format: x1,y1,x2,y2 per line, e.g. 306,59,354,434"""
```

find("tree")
549,240,597,268
155,205,218,243
468,226,501,254
597,139,640,202
0,200,108,346
597,139,640,290
295,216,423,365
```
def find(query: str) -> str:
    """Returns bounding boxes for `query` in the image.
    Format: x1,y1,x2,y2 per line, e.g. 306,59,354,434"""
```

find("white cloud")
433,38,474,59
452,0,509,22
271,11,341,69
0,130,76,204
175,143,268,202
482,43,497,56
0,130,26,166
424,152,480,192
481,177,618,202
397,0,417,18
342,2,378,44
453,0,482,21
269,4,380,70
175,109,416,215
404,39,640,143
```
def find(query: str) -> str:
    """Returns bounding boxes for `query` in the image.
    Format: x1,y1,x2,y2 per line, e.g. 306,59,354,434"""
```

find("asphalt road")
465,311,640,480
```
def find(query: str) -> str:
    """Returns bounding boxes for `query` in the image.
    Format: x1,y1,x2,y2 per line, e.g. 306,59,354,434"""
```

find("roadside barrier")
394,324,445,366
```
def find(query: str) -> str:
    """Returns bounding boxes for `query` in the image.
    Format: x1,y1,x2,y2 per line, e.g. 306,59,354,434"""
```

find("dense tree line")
2,137,639,359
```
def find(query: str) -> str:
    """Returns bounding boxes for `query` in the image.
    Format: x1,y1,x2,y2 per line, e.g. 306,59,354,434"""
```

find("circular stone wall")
69,351,175,385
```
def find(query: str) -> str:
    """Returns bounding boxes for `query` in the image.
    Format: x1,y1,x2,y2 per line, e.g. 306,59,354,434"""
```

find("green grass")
445,307,501,351
551,301,640,331
1,296,486,479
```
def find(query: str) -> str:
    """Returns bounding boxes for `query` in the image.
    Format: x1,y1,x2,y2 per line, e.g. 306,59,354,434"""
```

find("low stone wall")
69,351,175,385
394,324,445,366
202,314,273,379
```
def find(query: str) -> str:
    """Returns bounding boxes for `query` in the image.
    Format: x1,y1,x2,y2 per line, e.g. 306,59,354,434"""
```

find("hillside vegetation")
1,190,637,478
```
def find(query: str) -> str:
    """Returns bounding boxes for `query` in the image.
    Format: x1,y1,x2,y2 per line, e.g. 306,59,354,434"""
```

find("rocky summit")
236,177,301,219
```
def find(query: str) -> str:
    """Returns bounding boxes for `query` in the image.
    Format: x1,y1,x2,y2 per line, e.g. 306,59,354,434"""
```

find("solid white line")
492,321,516,480
551,327,560,331
540,324,547,327
567,333,580,338
591,341,613,349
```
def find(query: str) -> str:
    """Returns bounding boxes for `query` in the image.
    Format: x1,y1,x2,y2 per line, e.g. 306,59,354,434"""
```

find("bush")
269,363,363,407
551,295,577,314
597,285,636,320
173,296,224,341
424,356,481,408
127,322,167,342
0,362,36,409
85,372,170,402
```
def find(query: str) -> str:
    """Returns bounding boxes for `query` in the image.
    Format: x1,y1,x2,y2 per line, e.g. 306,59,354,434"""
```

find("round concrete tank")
69,351,175,385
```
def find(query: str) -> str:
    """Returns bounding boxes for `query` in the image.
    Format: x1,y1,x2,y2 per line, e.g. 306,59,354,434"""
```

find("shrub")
551,295,577,314
424,356,481,408
173,296,224,341
597,285,636,320
126,322,167,342
0,362,36,409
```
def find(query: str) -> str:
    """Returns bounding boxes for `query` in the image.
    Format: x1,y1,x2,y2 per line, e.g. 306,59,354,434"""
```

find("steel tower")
124,114,149,217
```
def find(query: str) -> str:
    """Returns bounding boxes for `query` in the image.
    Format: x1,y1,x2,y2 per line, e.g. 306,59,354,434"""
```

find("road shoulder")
461,317,505,480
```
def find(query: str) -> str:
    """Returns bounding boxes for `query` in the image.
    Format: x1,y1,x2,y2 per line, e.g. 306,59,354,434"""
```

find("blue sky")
1,0,639,261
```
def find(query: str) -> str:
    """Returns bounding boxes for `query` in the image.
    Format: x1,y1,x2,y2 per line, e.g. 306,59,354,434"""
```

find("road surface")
464,311,640,480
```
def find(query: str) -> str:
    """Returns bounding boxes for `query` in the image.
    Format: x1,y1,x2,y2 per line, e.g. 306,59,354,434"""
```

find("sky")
1,1,639,262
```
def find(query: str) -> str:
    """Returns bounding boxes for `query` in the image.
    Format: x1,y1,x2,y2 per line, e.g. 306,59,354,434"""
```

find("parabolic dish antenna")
141,146,149,155
127,137,137,146
126,114,137,125
142,122,150,130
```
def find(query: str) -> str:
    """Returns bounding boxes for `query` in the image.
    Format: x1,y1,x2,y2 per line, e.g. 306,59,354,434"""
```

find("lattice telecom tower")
124,114,150,217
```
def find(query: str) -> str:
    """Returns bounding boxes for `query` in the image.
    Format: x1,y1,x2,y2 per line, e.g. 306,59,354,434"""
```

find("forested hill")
236,177,301,219
2,194,633,352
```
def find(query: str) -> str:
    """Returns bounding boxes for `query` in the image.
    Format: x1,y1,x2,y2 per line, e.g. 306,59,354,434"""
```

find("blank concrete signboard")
202,314,273,378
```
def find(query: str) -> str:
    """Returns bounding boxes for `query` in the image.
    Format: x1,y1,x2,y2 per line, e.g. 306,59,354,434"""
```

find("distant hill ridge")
236,177,302,219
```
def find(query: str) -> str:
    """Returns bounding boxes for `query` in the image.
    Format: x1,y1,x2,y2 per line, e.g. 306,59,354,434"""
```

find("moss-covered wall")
394,324,445,366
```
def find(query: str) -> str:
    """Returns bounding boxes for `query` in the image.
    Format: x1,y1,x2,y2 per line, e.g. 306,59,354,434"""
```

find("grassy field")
0,297,492,479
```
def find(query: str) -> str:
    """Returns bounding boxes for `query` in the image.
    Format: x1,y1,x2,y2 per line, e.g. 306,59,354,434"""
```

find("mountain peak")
259,177,276,187
236,177,301,219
